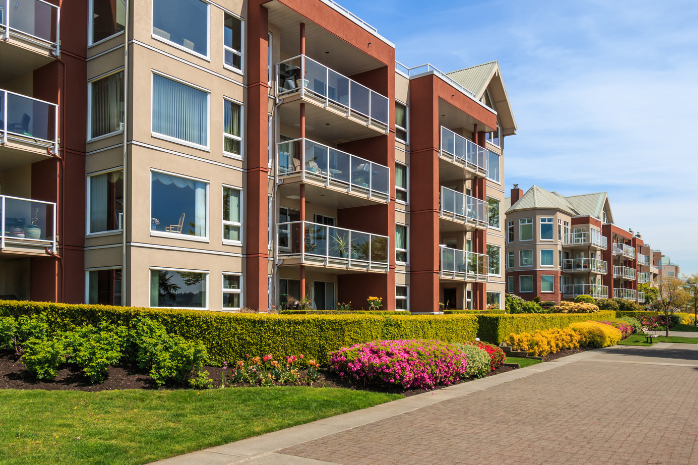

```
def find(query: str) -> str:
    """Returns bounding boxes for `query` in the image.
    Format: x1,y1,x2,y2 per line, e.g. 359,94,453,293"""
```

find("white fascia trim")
131,242,244,258
85,243,122,250
87,143,124,156
132,141,244,172
86,42,125,61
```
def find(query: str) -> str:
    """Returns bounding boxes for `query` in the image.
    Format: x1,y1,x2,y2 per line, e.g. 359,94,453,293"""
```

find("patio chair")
165,213,185,234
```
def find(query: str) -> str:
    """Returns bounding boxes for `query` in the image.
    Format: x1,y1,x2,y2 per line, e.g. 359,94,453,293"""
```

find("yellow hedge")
569,321,621,348
477,311,616,343
552,301,600,314
506,328,580,357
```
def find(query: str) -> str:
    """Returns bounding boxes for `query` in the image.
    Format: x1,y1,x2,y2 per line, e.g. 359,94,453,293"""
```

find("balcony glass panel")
440,187,488,226
3,92,56,142
350,81,370,117
1,195,55,245
6,0,58,44
440,246,488,278
328,227,350,259
440,126,487,174
350,231,370,261
327,69,350,106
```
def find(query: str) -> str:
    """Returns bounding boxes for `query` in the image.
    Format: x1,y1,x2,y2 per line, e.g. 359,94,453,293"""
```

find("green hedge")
444,310,506,315
476,310,617,344
280,310,401,315
0,301,478,365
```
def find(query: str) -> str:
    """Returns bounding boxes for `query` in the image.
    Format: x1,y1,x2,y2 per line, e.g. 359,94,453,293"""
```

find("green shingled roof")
445,61,498,100
505,185,613,223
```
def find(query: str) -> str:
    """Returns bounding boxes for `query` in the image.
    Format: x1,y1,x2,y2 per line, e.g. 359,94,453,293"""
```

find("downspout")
122,0,130,306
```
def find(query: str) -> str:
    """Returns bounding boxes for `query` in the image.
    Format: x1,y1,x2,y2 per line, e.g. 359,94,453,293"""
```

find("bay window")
87,169,123,234
152,73,209,148
519,218,533,241
540,217,554,240
152,0,209,58
541,249,554,267
150,268,207,308
89,70,124,139
151,171,208,239
223,186,242,244
520,249,533,267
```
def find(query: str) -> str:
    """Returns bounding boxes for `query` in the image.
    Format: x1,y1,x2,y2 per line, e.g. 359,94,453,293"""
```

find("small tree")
683,274,698,326
657,276,690,336
639,282,659,307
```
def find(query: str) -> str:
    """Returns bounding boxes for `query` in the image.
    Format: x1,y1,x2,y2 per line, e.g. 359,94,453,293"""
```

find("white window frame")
487,196,501,230
541,275,555,293
222,272,243,311
86,167,124,236
507,220,514,243
540,249,554,267
487,243,501,276
395,99,408,144
267,32,272,85
519,217,533,241
149,267,209,310
486,150,501,184
558,218,562,241
84,266,122,304
267,195,273,249
151,0,211,61
520,249,533,267
395,161,409,205
87,68,125,143
507,251,514,269
222,184,243,246
267,113,273,168
396,223,409,265
507,275,514,293
88,0,125,47
223,11,244,74
486,291,501,309
151,70,211,151
222,97,244,160
519,275,534,293
540,217,554,241
150,168,210,242
395,285,409,311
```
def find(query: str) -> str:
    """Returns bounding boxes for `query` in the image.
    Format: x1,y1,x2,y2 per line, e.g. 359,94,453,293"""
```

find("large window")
89,70,124,139
395,163,408,203
540,217,554,240
508,220,514,242
396,286,408,311
224,13,243,72
87,169,123,234
222,273,242,310
150,268,207,308
487,292,501,309
488,197,500,229
223,99,242,158
541,249,554,267
395,102,407,142
86,268,122,305
487,244,500,276
519,218,533,241
507,251,514,268
520,275,533,293
151,171,208,238
90,0,126,45
487,151,500,183
152,0,209,58
223,186,242,244
396,224,408,264
520,249,533,267
152,73,209,148
541,275,554,293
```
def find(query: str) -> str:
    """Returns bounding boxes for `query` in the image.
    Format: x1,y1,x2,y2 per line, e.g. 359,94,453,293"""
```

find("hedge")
444,310,506,315
280,310,401,315
477,310,617,344
0,301,478,365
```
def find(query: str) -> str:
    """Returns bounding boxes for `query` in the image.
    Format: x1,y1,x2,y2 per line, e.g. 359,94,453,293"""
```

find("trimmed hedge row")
0,301,478,365
444,310,506,315
477,310,617,344
279,310,401,315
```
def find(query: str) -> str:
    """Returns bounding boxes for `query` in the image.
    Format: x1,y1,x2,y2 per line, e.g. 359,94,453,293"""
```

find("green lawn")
506,357,542,368
669,323,698,332
619,334,698,346
0,387,401,465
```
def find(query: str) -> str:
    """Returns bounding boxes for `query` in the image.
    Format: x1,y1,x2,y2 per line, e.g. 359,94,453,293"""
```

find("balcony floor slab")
438,155,484,183
439,215,487,233
276,257,388,274
277,176,388,209
0,39,55,83
0,141,55,171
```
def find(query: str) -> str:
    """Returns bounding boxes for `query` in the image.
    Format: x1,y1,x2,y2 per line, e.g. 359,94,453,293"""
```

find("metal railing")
613,242,636,259
1,194,56,253
277,55,389,126
638,292,645,303
439,126,488,176
0,0,59,53
613,266,636,280
562,231,608,249
637,253,649,265
321,0,377,32
563,284,608,299
614,288,637,301
277,221,389,271
439,186,488,227
1,90,58,153
394,62,477,99
562,258,607,274
638,272,650,284
439,245,488,281
277,138,389,199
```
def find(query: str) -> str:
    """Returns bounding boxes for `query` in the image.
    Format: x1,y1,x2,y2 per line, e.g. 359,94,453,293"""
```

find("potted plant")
24,208,42,240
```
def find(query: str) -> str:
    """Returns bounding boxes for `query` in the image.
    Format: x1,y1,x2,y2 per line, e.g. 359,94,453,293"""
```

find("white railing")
394,62,477,100
0,0,59,53
1,90,59,153
613,266,636,280
439,126,487,176
277,55,389,126
638,292,645,303
637,253,649,265
563,284,608,299
277,138,389,200
277,221,389,271
321,0,377,32
562,258,607,274
613,243,636,259
562,231,608,249
650,265,659,275
1,194,56,253
439,186,488,228
638,272,650,284
439,245,488,281
614,288,637,301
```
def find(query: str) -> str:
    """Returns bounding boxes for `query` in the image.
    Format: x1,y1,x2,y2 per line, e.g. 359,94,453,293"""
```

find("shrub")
613,298,642,312
506,328,580,357
596,298,620,311
540,301,557,308
64,323,125,384
505,294,524,314
598,320,633,339
569,321,621,348
509,300,544,314
533,297,541,304
0,316,17,350
329,340,468,390
280,310,398,315
574,295,595,304
444,310,506,315
454,344,491,378
468,341,506,370
618,316,642,334
552,301,599,314
477,311,616,343
680,314,696,325
22,338,65,380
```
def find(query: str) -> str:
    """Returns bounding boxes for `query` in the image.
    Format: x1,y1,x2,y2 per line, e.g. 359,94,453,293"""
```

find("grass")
668,323,698,332
506,357,542,368
619,334,698,346
0,387,401,465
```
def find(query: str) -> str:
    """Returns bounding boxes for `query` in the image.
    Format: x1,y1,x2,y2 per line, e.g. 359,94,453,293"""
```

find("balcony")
613,243,636,259
276,221,389,273
563,284,608,299
614,288,637,301
277,55,389,142
439,186,488,232
562,258,607,274
638,292,645,304
439,126,487,181
277,138,389,208
1,194,56,256
637,253,649,266
638,272,650,284
0,0,59,82
439,245,488,282
613,266,636,281
1,90,58,170
562,231,607,250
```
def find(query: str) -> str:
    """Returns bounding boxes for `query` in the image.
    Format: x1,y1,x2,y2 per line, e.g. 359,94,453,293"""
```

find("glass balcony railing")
638,292,645,303
613,243,636,259
277,55,389,126
563,284,608,299
277,221,389,270
277,138,389,199
614,288,636,301
638,272,650,284
1,90,58,152
1,194,56,252
439,186,488,228
0,0,60,52
394,62,477,100
637,253,649,265
613,266,636,280
562,231,608,249
439,126,488,176
439,245,488,281
562,258,607,274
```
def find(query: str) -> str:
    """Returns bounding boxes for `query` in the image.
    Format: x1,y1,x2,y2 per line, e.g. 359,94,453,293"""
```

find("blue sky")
339,0,698,275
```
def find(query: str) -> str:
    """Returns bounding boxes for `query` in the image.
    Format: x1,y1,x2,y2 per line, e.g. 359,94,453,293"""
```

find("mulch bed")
542,347,591,362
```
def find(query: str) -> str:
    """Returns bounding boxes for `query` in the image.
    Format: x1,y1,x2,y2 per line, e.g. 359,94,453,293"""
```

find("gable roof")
506,185,614,223
446,61,498,99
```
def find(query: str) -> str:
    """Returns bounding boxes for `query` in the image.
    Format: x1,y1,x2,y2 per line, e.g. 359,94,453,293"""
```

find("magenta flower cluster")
600,320,633,339
329,340,469,390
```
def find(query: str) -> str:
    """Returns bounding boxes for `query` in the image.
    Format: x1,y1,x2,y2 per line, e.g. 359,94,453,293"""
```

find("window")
541,249,554,267
152,73,209,148
396,286,408,311
223,99,242,158
487,197,500,229
223,186,242,244
151,171,208,238
603,210,608,224
519,218,533,241
507,251,514,268
314,214,336,226
87,169,123,234
507,276,514,293
520,249,533,267
222,273,242,310
487,292,501,309
88,70,124,139
90,0,126,45
485,119,500,147
541,275,554,293
86,268,122,305
224,13,243,72
540,217,554,240
152,0,209,58
520,275,533,293
559,250,562,269
558,219,562,241
508,220,514,242
487,151,500,183
396,224,408,264
395,163,408,203
487,244,500,275
150,269,207,308
395,102,407,142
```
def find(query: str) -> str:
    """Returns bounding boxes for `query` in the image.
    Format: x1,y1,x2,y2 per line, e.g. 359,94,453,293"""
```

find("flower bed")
454,344,491,378
467,341,506,370
568,321,622,348
506,328,580,357
599,320,633,339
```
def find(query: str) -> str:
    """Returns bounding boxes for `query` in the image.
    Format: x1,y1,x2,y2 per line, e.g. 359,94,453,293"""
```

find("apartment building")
653,251,680,279
504,185,648,305
0,0,515,312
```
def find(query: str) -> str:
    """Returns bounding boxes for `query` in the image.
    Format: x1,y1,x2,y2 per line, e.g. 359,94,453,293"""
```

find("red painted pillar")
298,22,306,300
474,130,488,310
